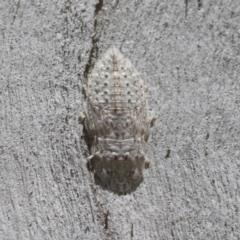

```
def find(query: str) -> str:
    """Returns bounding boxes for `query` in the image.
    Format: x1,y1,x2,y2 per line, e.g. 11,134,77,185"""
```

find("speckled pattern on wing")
81,47,154,193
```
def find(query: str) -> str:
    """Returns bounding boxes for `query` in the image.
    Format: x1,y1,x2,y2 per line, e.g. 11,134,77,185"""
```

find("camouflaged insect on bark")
80,47,155,193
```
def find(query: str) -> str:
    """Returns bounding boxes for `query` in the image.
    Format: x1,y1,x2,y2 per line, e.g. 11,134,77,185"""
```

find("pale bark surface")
1,0,240,239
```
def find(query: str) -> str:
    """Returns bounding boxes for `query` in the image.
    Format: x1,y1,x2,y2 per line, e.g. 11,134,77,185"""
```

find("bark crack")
83,0,103,86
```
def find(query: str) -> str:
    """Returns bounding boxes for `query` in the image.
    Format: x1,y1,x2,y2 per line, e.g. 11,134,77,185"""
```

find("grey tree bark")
1,0,240,239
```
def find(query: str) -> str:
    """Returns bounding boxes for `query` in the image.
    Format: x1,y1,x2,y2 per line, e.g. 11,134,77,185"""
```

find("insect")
80,47,155,193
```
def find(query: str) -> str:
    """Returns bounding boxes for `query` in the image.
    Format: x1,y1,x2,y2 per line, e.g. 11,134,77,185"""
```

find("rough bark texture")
1,0,240,239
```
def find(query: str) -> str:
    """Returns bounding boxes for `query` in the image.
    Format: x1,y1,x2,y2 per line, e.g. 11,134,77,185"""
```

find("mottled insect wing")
81,47,154,193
